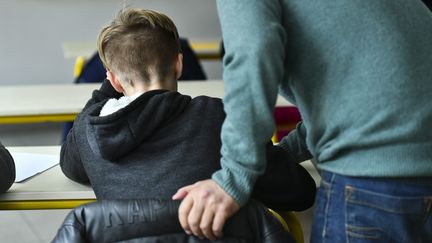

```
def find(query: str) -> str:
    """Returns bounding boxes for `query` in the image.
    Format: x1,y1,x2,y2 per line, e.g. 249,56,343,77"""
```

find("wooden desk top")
0,83,98,118
0,145,319,210
0,146,94,202
0,81,294,124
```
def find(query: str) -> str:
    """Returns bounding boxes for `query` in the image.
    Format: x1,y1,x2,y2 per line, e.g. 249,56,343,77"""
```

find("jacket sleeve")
252,140,316,211
251,123,315,211
0,142,15,193
213,0,287,206
81,79,122,111
60,79,122,184
60,128,89,184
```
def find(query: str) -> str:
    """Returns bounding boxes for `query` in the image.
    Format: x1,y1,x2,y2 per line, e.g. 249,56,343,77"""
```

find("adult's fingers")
172,184,193,200
178,195,194,235
212,205,230,238
176,179,241,240
200,205,217,240
187,196,206,239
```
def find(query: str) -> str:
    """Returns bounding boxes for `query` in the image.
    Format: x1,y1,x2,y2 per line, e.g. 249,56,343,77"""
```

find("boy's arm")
175,0,286,239
252,140,316,211
276,122,313,163
253,123,315,211
60,126,89,184
60,79,120,184
81,79,122,111
0,142,15,193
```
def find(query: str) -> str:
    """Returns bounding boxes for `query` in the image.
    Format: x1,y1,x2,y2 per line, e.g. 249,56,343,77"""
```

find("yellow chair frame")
268,208,304,243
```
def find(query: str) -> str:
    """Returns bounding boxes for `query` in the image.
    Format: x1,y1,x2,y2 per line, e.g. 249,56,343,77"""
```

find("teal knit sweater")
214,0,432,206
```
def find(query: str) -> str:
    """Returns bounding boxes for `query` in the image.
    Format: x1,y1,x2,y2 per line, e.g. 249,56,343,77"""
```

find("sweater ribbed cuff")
211,167,259,207
276,122,312,163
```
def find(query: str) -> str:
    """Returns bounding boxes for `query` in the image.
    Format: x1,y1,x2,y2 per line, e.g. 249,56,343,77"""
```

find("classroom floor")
0,123,315,242
0,209,69,242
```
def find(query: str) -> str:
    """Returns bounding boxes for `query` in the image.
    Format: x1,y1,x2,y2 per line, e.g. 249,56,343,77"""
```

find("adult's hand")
172,179,240,240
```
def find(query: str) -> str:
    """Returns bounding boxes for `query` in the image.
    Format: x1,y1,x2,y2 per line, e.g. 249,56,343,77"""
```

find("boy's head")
98,8,182,93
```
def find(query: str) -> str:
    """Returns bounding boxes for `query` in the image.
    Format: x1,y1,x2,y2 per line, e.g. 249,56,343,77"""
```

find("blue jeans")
310,171,432,243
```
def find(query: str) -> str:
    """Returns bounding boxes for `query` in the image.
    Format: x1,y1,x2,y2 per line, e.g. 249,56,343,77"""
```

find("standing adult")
0,141,15,193
173,0,432,242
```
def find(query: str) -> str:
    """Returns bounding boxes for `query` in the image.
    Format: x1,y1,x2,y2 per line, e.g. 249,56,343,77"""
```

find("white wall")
0,0,222,146
0,0,222,85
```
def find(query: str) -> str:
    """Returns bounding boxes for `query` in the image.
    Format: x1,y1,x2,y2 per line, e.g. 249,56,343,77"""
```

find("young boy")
60,8,315,210
0,141,15,193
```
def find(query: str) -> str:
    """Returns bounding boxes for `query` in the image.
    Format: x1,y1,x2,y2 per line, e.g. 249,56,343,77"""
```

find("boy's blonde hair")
97,8,181,84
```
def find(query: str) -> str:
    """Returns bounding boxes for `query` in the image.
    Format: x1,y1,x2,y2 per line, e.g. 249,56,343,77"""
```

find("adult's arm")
174,0,288,240
213,0,287,206
0,142,15,193
60,79,122,183
277,122,313,163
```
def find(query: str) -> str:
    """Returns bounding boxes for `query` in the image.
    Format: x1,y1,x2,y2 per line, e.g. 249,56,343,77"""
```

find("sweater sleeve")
213,0,287,206
0,142,15,193
277,122,313,163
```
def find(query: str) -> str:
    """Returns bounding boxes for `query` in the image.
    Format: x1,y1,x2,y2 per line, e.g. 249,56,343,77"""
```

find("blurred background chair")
272,106,302,143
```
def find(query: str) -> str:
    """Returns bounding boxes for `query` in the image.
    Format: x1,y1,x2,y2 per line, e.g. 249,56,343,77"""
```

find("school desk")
0,146,95,210
0,80,293,124
0,146,320,210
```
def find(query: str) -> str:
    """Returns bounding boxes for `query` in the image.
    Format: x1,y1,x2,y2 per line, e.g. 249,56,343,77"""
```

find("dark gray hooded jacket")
60,80,316,210
60,80,224,199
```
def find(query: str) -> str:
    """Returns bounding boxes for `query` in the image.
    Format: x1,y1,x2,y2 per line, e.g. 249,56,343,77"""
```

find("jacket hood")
87,90,191,161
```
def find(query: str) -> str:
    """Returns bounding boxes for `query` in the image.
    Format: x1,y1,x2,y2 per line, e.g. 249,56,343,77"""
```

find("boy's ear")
106,71,124,93
175,53,183,80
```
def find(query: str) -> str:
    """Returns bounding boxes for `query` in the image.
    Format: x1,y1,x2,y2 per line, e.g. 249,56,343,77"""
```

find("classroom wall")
0,0,222,86
0,0,222,146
